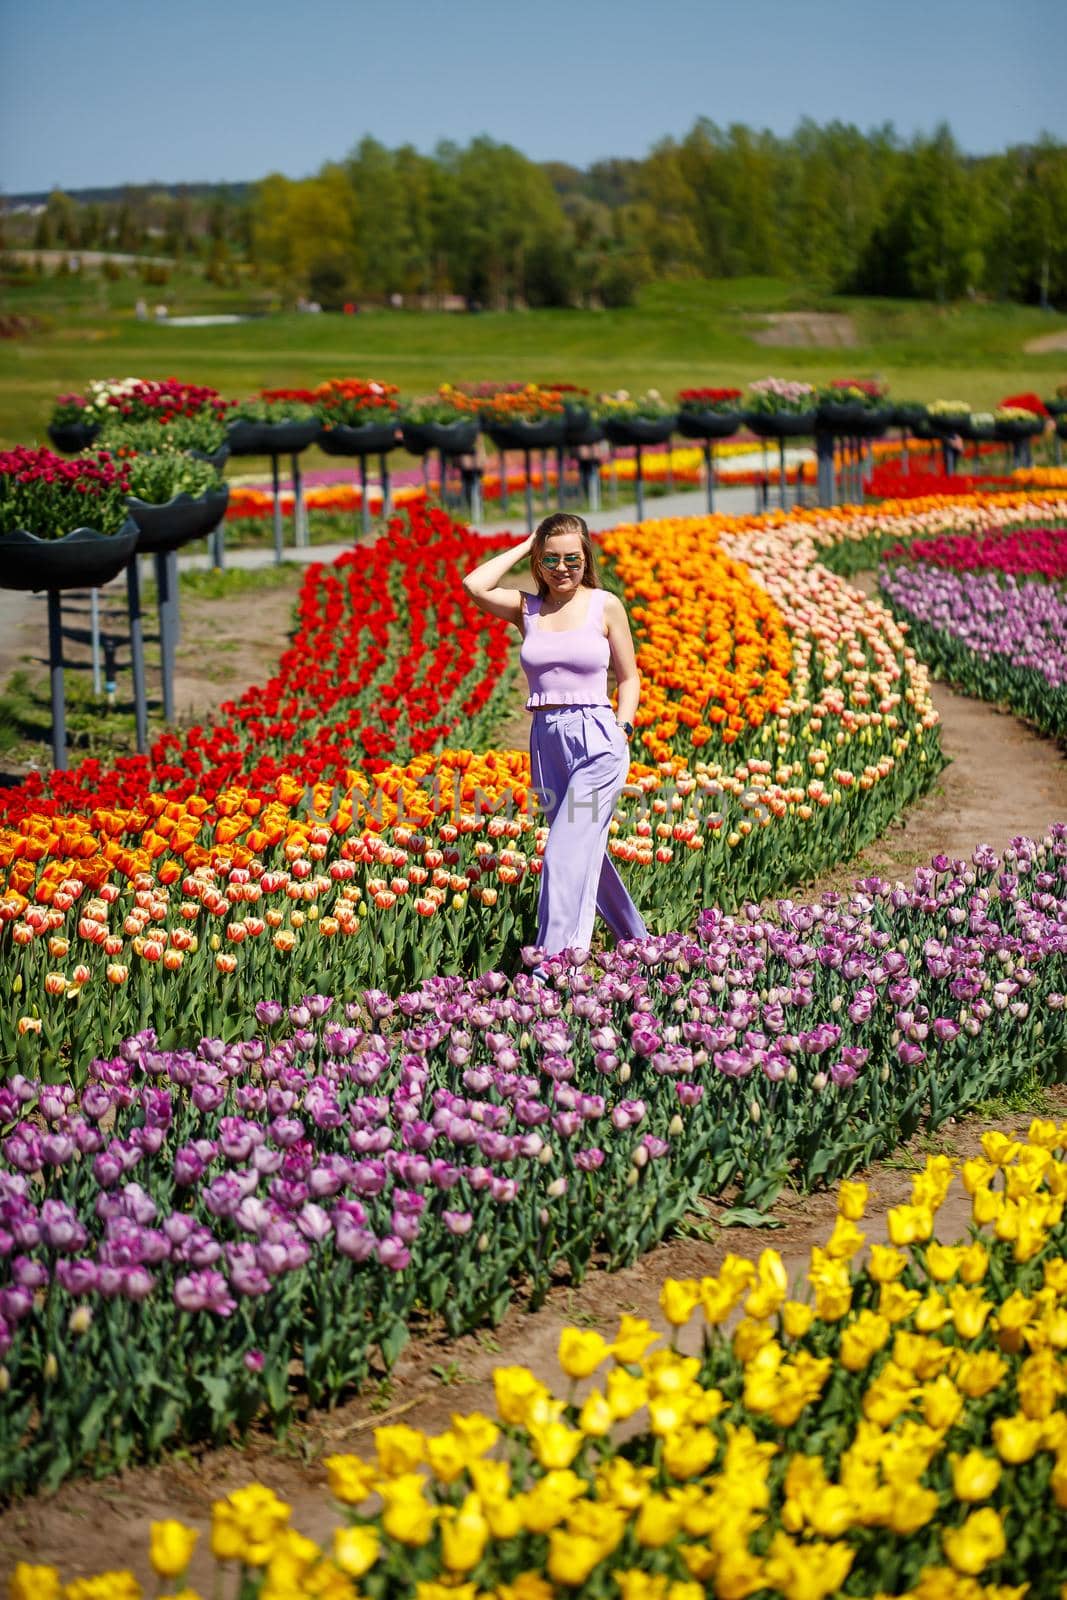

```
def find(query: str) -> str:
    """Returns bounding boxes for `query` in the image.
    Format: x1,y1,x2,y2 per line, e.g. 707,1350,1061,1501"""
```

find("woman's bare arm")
604,592,641,729
461,533,536,625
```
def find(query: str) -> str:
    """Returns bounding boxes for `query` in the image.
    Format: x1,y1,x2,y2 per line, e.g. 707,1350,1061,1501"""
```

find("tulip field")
4,481,1067,1593
19,1128,1067,1596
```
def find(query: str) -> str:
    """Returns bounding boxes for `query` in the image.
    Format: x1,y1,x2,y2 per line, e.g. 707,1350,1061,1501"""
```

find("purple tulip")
174,1270,236,1317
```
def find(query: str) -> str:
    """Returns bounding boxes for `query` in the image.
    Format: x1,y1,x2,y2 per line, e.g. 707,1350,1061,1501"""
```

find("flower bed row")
2,830,1066,1496
26,1125,1067,1595
883,524,1067,584
0,503,948,1076
879,563,1067,745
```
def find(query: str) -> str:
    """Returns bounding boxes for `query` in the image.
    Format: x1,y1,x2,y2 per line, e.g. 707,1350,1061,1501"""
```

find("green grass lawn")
2,270,1066,451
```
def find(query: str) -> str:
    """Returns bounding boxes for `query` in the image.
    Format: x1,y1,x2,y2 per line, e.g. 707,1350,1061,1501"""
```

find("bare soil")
1023,329,1067,354
747,311,858,348
2,567,1067,1579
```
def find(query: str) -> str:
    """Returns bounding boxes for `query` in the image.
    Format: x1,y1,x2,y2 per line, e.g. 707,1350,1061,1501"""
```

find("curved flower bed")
24,1127,1067,1595
2,831,1065,1494
877,517,1067,743
0,503,948,1076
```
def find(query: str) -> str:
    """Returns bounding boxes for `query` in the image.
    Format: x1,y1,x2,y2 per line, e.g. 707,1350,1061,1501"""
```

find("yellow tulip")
951,1348,1009,1399
836,1178,868,1220
577,1388,614,1436
839,1310,890,1372
781,1300,815,1339
949,1286,992,1340
992,1413,1044,1464
324,1453,378,1505
886,1202,934,1245
605,1366,649,1420
922,1241,963,1282
866,1244,908,1282
659,1276,701,1327
529,1419,584,1470
448,1410,499,1459
662,1425,717,1479
610,1313,660,1364
634,1493,684,1547
546,1530,608,1587
439,1493,490,1573
493,1365,549,1426
380,1476,436,1546
762,1530,854,1600
980,1131,1020,1166
950,1449,1002,1502
877,1281,923,1323
558,1327,611,1379
822,1215,865,1260
373,1423,425,1476
942,1506,1007,1574
148,1522,198,1580
424,1431,469,1484
211,1485,291,1566
331,1526,380,1578
920,1374,964,1430
9,1566,61,1600
957,1240,990,1284
885,1483,939,1535
744,1249,789,1318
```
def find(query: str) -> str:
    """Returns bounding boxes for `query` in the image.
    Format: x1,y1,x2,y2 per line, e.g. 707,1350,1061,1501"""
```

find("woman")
462,512,647,964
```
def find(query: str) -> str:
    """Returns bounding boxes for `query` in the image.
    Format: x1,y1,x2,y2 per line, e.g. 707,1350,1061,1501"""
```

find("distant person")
135,298,148,321
461,513,646,973
154,304,168,322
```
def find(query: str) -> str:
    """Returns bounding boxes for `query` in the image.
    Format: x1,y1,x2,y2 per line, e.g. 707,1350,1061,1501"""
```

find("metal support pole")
155,550,176,722
499,450,507,517
89,588,101,696
212,520,225,570
379,453,391,518
523,451,534,534
816,432,835,507
126,555,149,754
292,453,307,548
704,441,715,513
359,456,370,539
778,439,787,508
47,589,68,772
556,446,566,510
271,454,283,564
635,445,645,523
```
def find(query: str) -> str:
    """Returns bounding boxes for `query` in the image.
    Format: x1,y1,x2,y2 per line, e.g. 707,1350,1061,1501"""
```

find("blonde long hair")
530,513,602,599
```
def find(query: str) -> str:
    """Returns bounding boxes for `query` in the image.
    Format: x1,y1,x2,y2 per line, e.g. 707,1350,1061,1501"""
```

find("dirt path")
3,569,1067,1580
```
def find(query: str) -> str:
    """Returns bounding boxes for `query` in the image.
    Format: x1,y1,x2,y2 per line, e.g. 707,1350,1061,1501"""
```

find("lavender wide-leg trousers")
529,704,647,956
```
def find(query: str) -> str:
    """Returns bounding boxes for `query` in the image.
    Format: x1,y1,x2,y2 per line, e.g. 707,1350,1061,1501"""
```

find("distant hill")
4,181,255,208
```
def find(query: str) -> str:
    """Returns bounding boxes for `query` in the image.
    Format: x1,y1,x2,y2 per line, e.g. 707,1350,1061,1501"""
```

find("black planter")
1056,416,1067,441
127,487,231,554
926,412,974,440
743,410,817,440
993,416,1046,444
319,421,400,456
892,404,929,433
484,417,566,451
401,418,479,456
0,520,139,593
560,405,603,448
600,414,678,449
676,409,743,441
47,421,101,455
817,403,894,438
1044,398,1067,419
227,418,322,456
190,442,231,473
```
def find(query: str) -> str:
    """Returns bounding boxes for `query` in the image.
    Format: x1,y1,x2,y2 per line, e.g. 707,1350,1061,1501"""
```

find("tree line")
5,120,1065,309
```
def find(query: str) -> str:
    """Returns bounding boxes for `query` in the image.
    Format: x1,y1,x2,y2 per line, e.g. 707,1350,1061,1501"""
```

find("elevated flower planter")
0,519,139,773
46,421,101,455
401,418,479,456
226,418,322,455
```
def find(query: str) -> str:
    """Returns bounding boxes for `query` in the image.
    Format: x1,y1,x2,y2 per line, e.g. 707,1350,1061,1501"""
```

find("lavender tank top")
519,589,611,709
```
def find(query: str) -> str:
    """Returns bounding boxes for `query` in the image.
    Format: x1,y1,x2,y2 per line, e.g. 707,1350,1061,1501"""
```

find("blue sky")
2,0,1064,193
